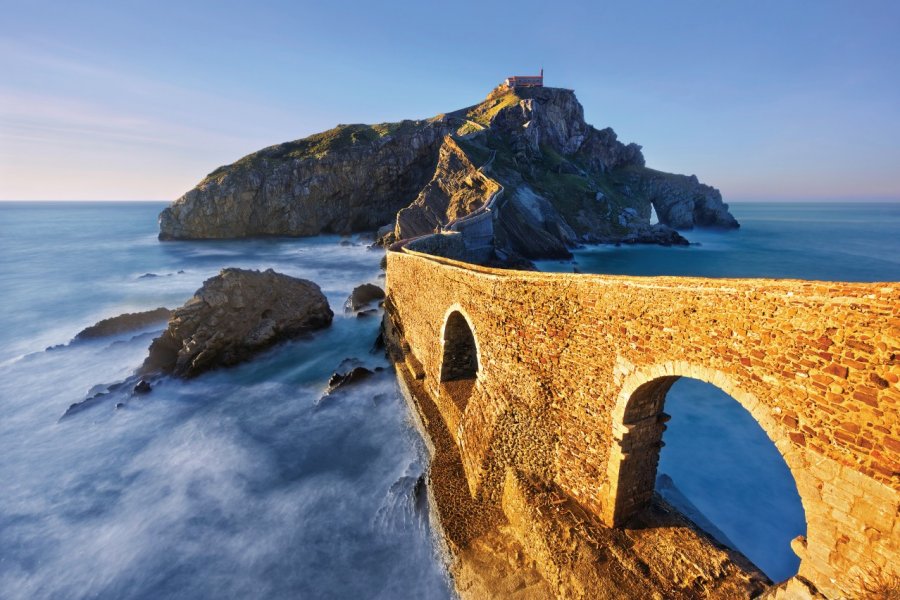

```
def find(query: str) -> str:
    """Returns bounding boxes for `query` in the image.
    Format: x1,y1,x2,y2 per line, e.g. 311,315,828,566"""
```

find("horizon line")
2,197,899,204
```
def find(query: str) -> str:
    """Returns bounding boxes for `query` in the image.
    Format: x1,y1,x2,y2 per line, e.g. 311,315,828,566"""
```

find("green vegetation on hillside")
454,137,493,167
465,88,521,127
204,119,430,182
452,130,652,237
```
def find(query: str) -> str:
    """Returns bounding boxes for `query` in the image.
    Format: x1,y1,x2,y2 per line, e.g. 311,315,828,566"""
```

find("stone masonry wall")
384,248,899,599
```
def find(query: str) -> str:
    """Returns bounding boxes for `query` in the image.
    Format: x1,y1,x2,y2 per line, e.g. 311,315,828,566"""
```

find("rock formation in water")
344,283,386,313
159,85,737,261
141,268,332,377
74,307,172,341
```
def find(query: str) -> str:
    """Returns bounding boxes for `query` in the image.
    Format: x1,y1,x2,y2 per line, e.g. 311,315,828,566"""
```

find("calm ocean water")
538,202,900,281
0,201,897,596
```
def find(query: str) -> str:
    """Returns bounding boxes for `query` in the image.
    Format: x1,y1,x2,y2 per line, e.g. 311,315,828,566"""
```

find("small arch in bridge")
440,310,479,412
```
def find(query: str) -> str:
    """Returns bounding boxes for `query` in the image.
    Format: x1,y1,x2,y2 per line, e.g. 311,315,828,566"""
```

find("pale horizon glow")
1,0,898,202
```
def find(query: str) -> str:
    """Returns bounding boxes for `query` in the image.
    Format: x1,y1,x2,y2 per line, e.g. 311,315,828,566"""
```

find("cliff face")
159,86,738,258
485,85,644,172
159,120,450,239
626,169,740,229
394,136,500,239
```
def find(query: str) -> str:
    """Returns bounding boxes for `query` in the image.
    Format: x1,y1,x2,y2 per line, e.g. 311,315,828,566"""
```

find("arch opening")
439,311,478,412
611,375,807,583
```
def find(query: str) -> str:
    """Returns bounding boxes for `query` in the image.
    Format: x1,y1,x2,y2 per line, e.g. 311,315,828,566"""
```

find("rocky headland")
141,268,332,377
158,85,737,263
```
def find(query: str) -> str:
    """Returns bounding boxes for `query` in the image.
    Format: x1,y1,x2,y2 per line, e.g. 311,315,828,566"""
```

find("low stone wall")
385,247,899,599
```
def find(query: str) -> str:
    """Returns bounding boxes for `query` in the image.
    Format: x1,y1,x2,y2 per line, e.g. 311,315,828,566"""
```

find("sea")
0,200,897,598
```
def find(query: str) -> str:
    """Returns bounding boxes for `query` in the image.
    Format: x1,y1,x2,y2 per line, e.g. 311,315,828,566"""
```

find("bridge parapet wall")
384,248,899,598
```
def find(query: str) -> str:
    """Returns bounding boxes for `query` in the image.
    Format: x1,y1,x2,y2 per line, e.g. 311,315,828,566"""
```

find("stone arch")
439,307,480,413
603,362,812,569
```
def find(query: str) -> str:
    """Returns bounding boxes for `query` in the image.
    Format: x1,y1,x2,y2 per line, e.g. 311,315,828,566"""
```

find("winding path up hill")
159,85,738,260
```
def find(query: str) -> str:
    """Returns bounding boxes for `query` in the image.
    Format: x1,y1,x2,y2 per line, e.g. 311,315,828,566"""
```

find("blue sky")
1,0,898,201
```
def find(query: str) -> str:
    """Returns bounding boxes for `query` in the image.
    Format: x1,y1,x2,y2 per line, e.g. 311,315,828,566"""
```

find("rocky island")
158,85,737,263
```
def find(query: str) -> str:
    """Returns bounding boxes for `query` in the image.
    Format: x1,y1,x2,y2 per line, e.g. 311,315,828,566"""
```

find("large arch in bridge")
385,246,899,598
604,363,814,575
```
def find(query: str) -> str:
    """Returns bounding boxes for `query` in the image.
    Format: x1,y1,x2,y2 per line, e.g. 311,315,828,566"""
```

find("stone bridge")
384,245,899,599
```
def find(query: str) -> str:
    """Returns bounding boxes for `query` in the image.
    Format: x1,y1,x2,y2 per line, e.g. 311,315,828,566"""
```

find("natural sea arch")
607,370,807,583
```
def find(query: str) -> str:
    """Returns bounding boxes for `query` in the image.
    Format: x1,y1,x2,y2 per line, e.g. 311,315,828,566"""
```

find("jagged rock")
133,380,152,394
74,307,171,341
370,331,386,353
484,86,645,171
375,223,396,246
141,268,332,377
656,474,737,550
345,283,385,312
620,223,690,246
493,186,574,259
395,136,501,239
489,86,588,157
628,171,739,230
392,86,734,262
325,366,375,393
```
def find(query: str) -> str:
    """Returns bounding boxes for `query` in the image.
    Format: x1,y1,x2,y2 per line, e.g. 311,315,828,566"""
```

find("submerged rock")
141,268,332,377
62,377,136,418
133,379,152,394
619,223,690,246
74,307,171,341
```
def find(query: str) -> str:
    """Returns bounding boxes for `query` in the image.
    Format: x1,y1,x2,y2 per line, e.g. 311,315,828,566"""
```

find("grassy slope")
455,127,650,237
203,119,435,183
465,88,522,126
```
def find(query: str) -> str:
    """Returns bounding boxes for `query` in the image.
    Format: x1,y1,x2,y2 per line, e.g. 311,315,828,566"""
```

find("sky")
1,0,898,202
